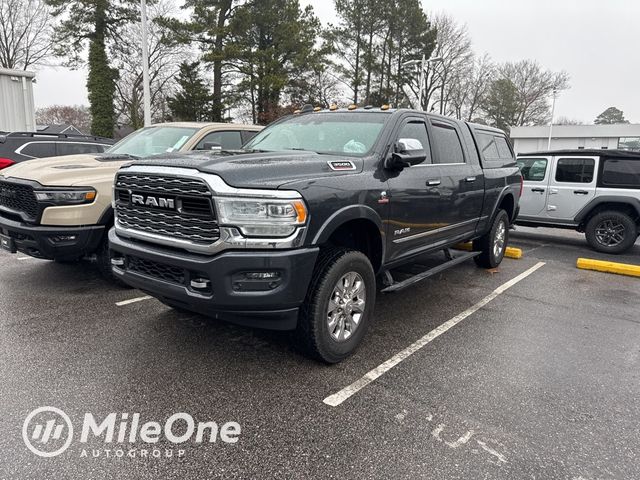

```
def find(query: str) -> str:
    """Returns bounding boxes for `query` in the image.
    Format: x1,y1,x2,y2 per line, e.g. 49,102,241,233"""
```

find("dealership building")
510,124,640,154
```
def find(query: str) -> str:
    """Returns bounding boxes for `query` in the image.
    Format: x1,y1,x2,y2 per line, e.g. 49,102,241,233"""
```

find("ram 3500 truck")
109,108,522,362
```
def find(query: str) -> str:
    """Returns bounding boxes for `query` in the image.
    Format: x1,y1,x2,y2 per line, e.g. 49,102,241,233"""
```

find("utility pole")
140,0,152,127
547,87,557,150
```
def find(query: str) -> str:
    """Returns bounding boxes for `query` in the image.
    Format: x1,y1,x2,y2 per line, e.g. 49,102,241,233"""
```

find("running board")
381,250,480,293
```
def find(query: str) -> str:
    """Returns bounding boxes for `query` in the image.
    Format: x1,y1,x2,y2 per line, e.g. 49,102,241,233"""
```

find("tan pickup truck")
0,122,262,282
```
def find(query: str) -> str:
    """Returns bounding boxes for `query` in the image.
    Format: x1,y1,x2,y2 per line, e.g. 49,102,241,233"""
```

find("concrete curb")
576,258,640,278
453,243,523,260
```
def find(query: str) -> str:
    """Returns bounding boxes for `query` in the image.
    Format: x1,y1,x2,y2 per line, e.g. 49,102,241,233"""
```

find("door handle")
531,187,545,193
426,179,441,186
465,176,477,183
574,190,589,195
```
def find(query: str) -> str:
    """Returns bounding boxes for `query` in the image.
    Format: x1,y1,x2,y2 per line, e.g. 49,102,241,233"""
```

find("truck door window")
555,158,595,183
397,121,430,162
431,124,465,164
517,157,548,181
196,131,243,150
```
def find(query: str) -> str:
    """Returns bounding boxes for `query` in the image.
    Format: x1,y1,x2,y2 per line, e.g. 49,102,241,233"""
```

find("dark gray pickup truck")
108,107,522,362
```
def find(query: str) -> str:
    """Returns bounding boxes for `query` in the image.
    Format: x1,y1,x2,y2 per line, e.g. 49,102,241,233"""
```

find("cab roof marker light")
293,109,301,114
380,104,391,110
313,106,322,112
329,104,338,111
347,104,357,110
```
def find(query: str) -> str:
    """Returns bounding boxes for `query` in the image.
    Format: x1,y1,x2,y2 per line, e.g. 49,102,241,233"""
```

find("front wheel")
96,235,133,288
473,209,509,268
297,248,376,363
585,211,637,254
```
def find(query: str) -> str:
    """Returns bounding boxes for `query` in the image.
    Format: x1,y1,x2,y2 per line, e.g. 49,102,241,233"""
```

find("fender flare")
490,186,517,222
312,204,385,261
574,195,640,224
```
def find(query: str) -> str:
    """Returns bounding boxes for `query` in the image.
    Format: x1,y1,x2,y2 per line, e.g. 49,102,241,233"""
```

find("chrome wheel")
595,219,625,247
493,220,506,258
326,271,366,342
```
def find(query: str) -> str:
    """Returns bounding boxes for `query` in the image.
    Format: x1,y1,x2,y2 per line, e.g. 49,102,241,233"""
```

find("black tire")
296,247,376,364
96,235,133,288
473,209,509,269
585,210,637,254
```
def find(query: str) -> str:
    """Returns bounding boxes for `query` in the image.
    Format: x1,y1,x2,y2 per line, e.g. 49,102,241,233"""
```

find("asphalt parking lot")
1,227,638,479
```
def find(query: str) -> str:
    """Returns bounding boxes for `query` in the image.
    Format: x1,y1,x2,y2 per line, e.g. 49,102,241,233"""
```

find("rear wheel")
473,209,509,268
296,247,375,363
585,210,637,254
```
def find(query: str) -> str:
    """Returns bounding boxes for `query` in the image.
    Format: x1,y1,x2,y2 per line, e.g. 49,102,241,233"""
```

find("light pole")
140,0,152,127
547,87,558,150
402,55,443,111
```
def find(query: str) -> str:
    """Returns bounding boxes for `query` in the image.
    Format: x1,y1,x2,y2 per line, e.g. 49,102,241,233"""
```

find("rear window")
477,132,514,168
601,159,640,187
431,123,464,164
20,142,56,158
555,158,595,183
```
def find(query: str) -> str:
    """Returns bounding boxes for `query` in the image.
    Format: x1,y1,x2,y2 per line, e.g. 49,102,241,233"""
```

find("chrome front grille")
114,173,220,245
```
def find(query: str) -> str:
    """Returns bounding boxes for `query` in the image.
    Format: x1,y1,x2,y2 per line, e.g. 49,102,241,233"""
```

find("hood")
0,154,130,187
124,151,364,189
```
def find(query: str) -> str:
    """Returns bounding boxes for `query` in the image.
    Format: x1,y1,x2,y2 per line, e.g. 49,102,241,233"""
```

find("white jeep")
516,149,640,254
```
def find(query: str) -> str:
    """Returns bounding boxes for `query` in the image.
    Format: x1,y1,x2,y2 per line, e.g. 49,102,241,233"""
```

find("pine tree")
167,62,214,122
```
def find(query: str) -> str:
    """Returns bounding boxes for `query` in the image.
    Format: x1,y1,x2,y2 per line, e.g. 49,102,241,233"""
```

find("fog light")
50,234,77,243
111,257,125,267
190,277,211,290
242,271,280,280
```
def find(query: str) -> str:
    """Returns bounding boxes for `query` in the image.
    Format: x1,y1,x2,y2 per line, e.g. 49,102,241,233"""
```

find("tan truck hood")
0,154,129,187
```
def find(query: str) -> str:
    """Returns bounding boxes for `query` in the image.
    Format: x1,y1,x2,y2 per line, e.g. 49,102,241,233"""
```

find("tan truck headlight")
34,189,97,205
215,197,307,238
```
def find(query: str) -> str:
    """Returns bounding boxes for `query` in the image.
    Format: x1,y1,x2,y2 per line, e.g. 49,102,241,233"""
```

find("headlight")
215,197,307,237
34,189,97,205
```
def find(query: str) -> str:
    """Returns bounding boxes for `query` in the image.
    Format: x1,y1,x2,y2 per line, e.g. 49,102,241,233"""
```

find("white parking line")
116,296,152,306
323,261,546,407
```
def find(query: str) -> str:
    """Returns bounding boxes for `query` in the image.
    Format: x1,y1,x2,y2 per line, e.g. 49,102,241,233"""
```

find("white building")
0,68,36,132
510,124,640,154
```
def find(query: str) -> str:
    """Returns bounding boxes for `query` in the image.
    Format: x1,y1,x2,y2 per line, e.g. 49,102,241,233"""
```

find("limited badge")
327,160,356,171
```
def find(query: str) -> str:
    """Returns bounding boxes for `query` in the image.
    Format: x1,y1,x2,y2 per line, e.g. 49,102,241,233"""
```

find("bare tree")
499,59,570,126
112,0,189,128
554,116,584,125
413,13,473,113
447,54,495,121
35,105,92,133
0,0,53,69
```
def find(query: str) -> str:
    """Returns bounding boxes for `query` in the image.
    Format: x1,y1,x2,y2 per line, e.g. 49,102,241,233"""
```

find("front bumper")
108,229,319,330
0,214,105,260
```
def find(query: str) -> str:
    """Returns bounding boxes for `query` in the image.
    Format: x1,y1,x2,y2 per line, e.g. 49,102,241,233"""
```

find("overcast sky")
34,0,639,124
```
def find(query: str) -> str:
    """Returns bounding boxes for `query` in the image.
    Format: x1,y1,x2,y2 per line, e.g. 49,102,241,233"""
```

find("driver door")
385,116,449,264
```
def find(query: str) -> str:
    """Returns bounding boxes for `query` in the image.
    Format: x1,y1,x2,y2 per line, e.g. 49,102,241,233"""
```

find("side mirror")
385,138,427,169
202,142,222,151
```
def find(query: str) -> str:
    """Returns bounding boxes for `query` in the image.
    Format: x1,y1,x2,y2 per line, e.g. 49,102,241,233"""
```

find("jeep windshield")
106,126,199,158
243,112,388,157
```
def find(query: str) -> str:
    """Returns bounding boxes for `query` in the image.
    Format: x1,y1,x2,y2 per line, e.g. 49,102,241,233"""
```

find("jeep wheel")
585,211,637,254
297,247,375,363
96,235,133,288
473,209,509,269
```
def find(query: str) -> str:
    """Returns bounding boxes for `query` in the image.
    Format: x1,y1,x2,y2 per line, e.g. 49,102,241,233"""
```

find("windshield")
107,126,199,157
243,112,388,156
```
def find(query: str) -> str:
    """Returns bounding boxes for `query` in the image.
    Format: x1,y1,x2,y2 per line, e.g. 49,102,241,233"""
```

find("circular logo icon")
22,406,74,457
